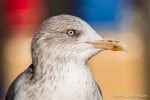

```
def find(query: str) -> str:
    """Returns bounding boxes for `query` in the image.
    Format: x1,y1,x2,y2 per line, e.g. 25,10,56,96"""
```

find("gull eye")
67,30,75,36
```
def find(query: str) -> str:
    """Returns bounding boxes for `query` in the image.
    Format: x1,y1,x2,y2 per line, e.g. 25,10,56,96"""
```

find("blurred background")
0,0,150,100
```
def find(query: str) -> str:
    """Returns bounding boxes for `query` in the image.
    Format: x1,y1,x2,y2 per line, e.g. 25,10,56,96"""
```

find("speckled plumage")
6,15,103,100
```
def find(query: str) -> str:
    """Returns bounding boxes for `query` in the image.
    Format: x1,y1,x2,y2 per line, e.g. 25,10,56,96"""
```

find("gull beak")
89,38,127,51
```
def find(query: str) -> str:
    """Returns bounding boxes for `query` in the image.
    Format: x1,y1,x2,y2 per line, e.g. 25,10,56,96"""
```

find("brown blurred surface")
89,33,148,100
3,36,32,92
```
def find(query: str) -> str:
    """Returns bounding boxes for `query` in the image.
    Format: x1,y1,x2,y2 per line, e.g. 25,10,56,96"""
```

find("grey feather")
6,71,24,100
96,82,103,98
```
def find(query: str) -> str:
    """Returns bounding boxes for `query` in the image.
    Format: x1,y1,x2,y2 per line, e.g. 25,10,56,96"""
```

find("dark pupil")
69,31,74,35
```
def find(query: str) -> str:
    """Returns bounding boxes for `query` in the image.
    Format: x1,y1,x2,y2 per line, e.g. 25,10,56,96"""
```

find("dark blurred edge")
0,0,5,99
46,0,74,17
134,0,150,98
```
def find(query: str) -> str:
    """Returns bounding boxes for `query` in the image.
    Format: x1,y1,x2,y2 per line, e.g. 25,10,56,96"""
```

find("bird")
5,14,126,100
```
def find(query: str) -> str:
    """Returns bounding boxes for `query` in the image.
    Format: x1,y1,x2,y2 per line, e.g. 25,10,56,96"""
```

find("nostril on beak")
108,40,113,42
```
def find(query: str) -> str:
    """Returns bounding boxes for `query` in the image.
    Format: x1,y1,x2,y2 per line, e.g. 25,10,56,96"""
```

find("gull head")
31,15,126,65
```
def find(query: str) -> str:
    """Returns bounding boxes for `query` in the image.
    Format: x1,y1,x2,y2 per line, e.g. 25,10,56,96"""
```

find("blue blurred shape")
74,0,124,30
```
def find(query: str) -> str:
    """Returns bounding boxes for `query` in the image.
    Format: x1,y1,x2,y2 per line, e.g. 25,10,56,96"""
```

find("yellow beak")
89,38,127,51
